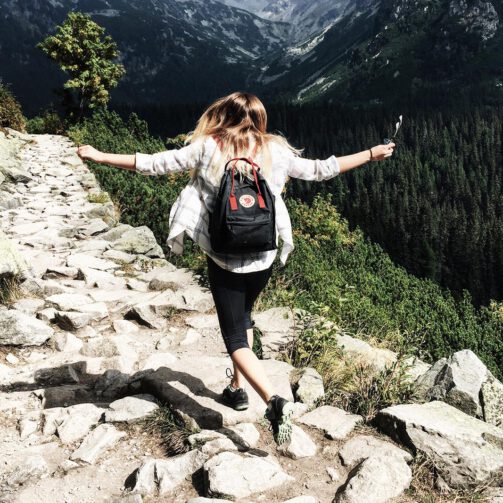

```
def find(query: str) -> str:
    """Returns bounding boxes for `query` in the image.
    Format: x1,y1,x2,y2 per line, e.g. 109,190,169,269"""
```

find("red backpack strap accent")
229,162,238,211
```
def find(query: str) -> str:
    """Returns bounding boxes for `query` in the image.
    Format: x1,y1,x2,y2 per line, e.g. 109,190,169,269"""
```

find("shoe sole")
274,401,295,445
221,394,249,411
233,403,249,411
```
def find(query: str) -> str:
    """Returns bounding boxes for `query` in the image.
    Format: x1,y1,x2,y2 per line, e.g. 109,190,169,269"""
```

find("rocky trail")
0,129,502,503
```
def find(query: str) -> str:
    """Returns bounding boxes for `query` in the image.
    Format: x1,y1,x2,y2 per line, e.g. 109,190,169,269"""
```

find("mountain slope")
0,0,288,115
219,0,354,43
256,0,503,106
1,0,502,114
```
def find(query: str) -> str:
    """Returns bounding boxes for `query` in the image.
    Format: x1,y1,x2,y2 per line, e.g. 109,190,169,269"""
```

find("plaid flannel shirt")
135,136,341,273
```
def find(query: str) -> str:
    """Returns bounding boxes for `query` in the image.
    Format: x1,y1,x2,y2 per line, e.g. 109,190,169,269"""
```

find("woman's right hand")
77,145,104,163
370,143,396,161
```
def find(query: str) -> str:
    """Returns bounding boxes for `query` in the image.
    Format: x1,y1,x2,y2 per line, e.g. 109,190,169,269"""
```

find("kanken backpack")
208,138,277,254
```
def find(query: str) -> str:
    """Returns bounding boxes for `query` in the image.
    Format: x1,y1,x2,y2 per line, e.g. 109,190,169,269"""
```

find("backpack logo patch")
239,194,255,208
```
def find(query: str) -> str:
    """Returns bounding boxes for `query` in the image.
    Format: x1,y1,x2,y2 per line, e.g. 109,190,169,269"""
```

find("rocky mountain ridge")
2,0,503,114
0,128,502,502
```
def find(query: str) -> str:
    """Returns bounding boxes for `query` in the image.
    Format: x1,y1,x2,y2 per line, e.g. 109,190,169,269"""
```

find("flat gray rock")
0,230,30,278
334,454,412,503
278,424,317,459
11,297,45,315
54,310,94,330
109,225,164,258
45,292,93,311
338,435,412,467
292,367,324,407
125,304,167,330
148,268,196,291
104,394,159,423
130,450,208,495
253,307,296,359
0,309,54,345
336,333,396,372
298,405,363,440
203,451,294,499
66,252,120,271
99,223,134,242
56,403,105,444
70,423,126,464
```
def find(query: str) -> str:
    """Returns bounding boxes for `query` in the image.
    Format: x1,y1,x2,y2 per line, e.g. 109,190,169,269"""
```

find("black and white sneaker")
264,394,295,445
221,368,249,411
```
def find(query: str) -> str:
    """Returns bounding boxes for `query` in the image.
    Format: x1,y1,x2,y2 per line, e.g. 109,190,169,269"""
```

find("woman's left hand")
370,143,396,161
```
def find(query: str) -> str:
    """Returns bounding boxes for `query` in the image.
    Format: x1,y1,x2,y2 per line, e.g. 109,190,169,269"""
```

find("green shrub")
26,108,66,134
266,194,503,379
0,83,26,132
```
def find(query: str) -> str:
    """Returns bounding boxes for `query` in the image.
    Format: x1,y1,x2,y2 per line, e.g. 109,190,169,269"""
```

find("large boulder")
413,349,503,427
374,401,503,489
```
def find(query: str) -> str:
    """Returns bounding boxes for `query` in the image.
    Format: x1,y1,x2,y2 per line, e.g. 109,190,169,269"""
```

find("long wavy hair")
185,91,303,185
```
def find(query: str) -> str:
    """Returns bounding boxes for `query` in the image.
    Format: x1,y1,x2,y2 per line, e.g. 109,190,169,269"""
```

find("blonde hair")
184,91,303,185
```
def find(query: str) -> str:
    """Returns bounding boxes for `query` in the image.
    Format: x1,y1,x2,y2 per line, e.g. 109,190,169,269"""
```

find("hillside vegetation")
67,108,503,380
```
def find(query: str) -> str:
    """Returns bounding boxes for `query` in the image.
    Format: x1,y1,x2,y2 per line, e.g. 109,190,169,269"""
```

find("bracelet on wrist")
369,148,373,161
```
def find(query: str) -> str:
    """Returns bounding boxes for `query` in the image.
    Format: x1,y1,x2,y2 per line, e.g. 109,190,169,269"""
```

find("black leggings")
206,254,273,355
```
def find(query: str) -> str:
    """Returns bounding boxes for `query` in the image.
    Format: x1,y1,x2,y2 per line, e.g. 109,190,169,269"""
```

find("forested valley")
113,99,503,307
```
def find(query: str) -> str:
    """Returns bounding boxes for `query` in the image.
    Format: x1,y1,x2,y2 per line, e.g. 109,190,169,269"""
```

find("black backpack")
208,151,277,254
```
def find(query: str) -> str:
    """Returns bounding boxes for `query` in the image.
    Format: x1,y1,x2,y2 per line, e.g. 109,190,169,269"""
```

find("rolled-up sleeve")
135,139,203,176
287,153,341,181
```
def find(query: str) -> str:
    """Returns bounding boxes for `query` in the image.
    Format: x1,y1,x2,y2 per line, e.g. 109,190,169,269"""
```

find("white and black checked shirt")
135,136,341,273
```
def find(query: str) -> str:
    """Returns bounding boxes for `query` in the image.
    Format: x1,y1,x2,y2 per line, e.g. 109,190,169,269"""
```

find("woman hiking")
77,91,395,446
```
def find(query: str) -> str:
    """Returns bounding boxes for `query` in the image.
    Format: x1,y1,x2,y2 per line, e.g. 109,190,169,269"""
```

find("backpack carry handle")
225,157,266,211
224,157,261,171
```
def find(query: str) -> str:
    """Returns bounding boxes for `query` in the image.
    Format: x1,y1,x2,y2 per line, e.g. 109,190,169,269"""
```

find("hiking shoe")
264,394,295,446
221,368,249,411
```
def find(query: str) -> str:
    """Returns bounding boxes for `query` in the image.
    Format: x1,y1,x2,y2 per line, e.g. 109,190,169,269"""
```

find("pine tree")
37,11,125,123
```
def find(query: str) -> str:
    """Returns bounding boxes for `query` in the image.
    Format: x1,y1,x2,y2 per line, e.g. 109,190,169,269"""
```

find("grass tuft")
0,275,24,306
87,191,111,204
139,404,199,457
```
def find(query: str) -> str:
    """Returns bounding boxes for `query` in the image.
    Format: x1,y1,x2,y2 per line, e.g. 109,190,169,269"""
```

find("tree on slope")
37,11,125,123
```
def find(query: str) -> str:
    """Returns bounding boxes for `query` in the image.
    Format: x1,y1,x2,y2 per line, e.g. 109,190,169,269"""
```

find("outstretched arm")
76,145,135,170
287,143,396,180
76,139,203,175
338,143,395,173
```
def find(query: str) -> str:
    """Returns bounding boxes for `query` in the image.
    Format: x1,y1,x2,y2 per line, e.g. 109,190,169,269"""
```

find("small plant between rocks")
0,274,24,306
87,191,111,204
139,403,200,457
